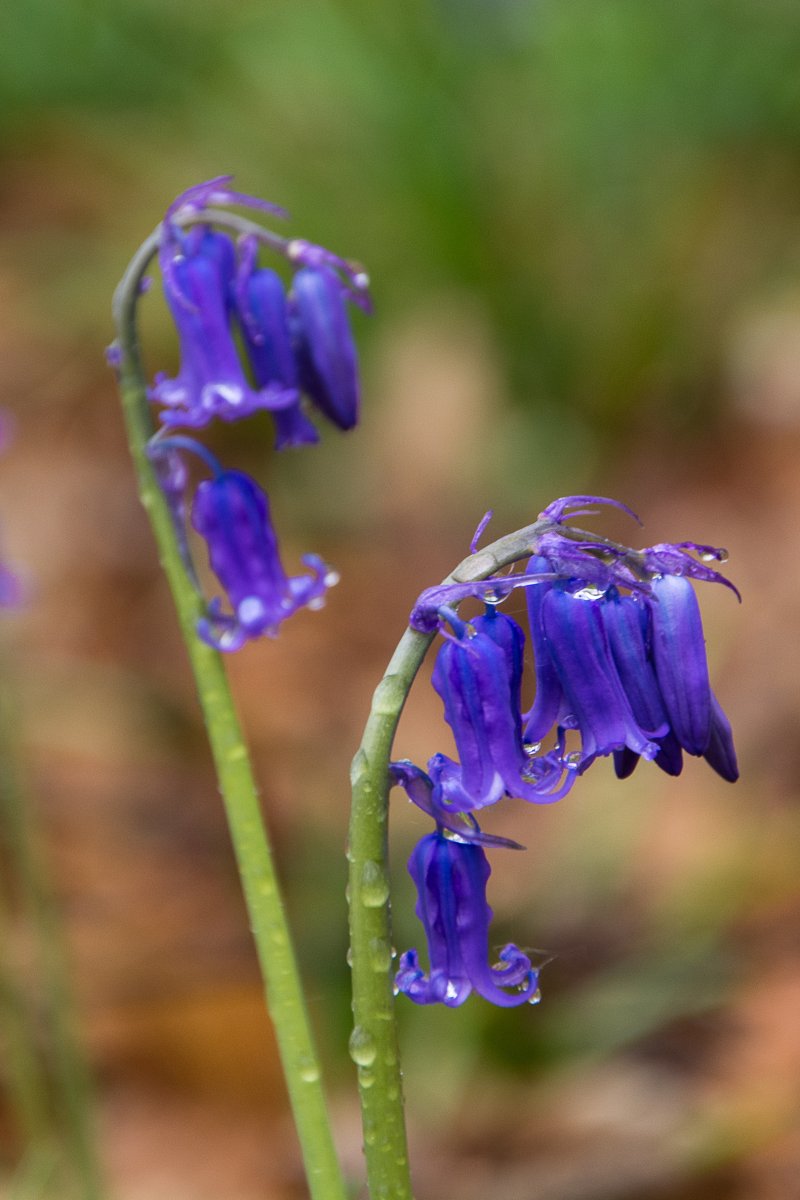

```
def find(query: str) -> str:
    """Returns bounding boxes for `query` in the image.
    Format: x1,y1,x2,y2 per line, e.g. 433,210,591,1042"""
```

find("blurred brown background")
0,1,799,1197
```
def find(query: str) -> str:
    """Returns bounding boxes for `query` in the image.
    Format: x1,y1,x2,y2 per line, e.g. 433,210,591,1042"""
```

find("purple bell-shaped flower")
432,605,574,808
235,243,320,450
151,226,296,429
525,575,663,772
395,831,540,1008
291,266,360,431
191,468,334,651
613,575,738,781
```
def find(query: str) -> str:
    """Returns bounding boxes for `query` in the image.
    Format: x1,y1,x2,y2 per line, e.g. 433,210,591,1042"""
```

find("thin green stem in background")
0,666,104,1200
347,521,552,1200
112,228,349,1200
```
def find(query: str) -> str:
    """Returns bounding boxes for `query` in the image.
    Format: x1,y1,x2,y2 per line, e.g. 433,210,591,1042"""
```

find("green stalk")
347,521,553,1200
112,230,348,1200
0,665,103,1199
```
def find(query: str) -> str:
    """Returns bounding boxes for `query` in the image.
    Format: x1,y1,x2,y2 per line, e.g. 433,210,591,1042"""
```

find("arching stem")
347,521,552,1199
111,235,349,1200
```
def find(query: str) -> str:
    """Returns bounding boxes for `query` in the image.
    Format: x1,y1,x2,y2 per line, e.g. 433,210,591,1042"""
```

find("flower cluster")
393,496,738,1008
122,178,369,650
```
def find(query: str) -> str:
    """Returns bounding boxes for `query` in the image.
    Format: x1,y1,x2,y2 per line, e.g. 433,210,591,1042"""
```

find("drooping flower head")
234,239,318,451
191,467,335,652
149,178,370,440
148,436,336,651
395,831,540,1008
430,604,575,807
524,569,666,773
611,575,738,781
409,495,739,782
151,223,298,429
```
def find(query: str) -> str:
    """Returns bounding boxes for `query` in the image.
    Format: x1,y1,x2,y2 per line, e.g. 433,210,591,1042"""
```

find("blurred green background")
0,1,799,1197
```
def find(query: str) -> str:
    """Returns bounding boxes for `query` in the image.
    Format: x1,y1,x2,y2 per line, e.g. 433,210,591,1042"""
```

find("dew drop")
523,741,541,757
349,749,369,787
372,674,406,716
361,861,390,907
528,987,543,1006
298,1059,320,1083
369,937,393,972
348,1026,377,1067
358,1068,375,1089
345,946,354,967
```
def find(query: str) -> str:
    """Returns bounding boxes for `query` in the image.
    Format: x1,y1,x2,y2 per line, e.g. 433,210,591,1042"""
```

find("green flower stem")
348,520,552,1200
0,665,103,1199
112,237,348,1200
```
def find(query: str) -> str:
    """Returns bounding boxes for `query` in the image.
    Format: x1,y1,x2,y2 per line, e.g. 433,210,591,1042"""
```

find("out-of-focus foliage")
6,0,800,444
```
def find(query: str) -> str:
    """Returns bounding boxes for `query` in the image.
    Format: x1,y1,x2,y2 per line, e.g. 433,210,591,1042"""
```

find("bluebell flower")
235,244,319,451
431,605,575,807
524,570,664,772
612,575,738,781
410,496,738,782
395,831,540,1008
148,179,370,436
191,467,335,651
290,266,361,431
150,225,297,429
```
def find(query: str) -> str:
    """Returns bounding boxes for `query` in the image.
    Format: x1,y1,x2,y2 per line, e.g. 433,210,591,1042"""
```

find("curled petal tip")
470,509,494,553
540,495,643,526
165,176,288,226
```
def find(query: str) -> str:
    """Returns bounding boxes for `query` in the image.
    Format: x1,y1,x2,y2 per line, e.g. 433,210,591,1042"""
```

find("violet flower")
612,575,738,781
151,225,296,429
395,831,540,1008
432,605,575,807
525,578,664,772
191,468,335,651
235,247,319,451
291,266,361,431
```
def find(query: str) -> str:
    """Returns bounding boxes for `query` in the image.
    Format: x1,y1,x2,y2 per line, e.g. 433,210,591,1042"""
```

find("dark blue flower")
525,575,664,772
431,605,575,807
191,468,335,651
235,252,319,451
290,266,361,431
151,226,296,429
612,575,738,781
395,831,540,1008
